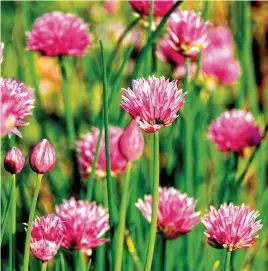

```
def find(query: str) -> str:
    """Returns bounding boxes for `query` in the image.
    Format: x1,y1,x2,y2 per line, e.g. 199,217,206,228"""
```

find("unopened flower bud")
119,119,144,161
29,139,56,174
4,147,25,174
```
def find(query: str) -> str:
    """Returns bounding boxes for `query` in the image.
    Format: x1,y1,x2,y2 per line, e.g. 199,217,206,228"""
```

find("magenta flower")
157,35,186,67
128,0,175,17
168,9,210,57
56,197,109,255
136,187,200,239
202,203,262,251
77,126,127,179
208,110,262,153
121,76,186,133
201,27,240,85
29,139,56,174
0,78,34,138
119,119,144,162
29,214,65,262
27,12,92,57
4,147,25,174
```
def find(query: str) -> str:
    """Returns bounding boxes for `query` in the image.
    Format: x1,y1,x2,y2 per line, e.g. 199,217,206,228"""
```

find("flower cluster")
202,203,262,251
136,187,200,239
208,109,262,153
29,214,65,262
56,197,109,255
0,78,34,138
27,11,92,57
121,76,186,133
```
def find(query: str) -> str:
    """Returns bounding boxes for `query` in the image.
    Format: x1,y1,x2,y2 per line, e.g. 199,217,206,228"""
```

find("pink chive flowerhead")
119,119,144,162
136,187,200,239
29,139,56,174
201,203,262,251
201,27,240,85
168,9,210,57
77,127,127,179
121,76,186,133
4,147,25,174
56,197,109,255
0,78,34,138
27,11,92,57
29,214,65,262
128,0,175,17
208,110,262,153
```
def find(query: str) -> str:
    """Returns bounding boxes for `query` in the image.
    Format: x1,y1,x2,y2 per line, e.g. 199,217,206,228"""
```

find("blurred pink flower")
136,187,200,239
119,119,144,161
128,0,175,17
4,147,25,174
202,203,262,251
0,78,34,138
29,214,65,262
168,9,210,57
121,76,186,133
77,127,127,179
27,12,92,57
56,197,109,255
208,110,262,153
201,27,240,85
104,0,120,15
30,139,56,174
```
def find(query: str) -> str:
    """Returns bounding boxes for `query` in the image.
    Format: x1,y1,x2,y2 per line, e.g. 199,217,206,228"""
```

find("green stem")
162,238,167,271
60,253,65,271
23,174,43,271
41,261,48,271
107,17,141,74
115,162,132,271
76,250,86,271
100,40,117,269
86,125,103,202
224,250,232,271
1,180,12,244
9,174,16,271
59,56,76,148
145,132,160,271
183,57,190,92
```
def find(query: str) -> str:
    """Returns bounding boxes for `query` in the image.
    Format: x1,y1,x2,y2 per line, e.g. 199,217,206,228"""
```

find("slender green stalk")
41,261,48,271
59,56,76,148
115,162,132,271
9,174,16,271
1,180,12,243
76,250,86,271
184,58,193,196
86,259,92,271
23,174,43,271
145,132,160,271
224,250,232,271
107,17,141,74
60,253,65,271
162,238,167,271
86,125,103,201
108,36,141,106
100,40,117,269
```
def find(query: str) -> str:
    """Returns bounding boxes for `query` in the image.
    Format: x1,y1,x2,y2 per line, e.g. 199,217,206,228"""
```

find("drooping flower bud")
4,147,25,174
119,119,144,161
29,139,56,174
